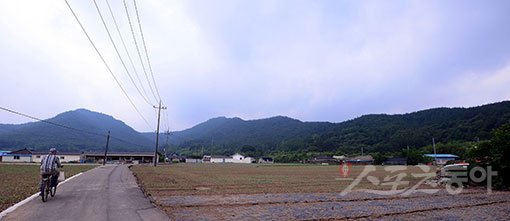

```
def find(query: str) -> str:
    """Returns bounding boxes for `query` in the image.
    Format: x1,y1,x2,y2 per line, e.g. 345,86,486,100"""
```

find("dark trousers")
40,171,59,191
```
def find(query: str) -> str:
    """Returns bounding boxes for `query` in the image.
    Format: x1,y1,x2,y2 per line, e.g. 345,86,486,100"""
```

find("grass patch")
0,164,97,212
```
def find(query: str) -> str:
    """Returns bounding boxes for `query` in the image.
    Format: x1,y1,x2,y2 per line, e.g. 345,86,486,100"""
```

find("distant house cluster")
306,153,461,166
179,153,273,164
203,153,256,163
307,155,375,165
424,154,459,165
0,148,158,164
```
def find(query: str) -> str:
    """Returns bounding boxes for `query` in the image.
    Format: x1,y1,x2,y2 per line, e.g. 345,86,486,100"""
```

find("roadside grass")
0,164,97,212
131,163,438,198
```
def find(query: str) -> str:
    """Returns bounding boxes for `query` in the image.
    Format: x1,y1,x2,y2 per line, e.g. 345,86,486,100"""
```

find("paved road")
1,165,169,221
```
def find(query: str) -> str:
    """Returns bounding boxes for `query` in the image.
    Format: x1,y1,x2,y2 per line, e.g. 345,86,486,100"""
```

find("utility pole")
103,131,110,166
361,146,364,156
432,137,437,166
153,101,167,166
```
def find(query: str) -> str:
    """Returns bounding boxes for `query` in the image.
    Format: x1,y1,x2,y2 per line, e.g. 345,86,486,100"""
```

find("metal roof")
424,154,459,158
84,152,156,157
210,155,233,159
32,151,83,155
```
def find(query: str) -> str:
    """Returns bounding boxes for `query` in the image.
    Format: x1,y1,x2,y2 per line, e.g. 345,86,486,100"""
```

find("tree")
406,149,431,165
372,152,389,165
468,123,510,188
240,145,263,157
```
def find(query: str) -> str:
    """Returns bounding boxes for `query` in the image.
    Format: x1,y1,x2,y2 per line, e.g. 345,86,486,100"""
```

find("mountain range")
1,101,510,154
0,109,154,152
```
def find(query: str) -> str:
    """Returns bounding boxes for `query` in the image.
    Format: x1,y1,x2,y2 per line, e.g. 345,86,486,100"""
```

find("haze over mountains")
1,101,510,154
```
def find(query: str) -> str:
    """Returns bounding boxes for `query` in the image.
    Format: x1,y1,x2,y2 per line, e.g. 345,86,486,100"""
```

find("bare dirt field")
0,164,97,212
132,164,510,220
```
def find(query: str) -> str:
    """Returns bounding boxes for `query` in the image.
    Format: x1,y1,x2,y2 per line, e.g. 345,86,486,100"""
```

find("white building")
258,157,274,164
232,153,244,161
203,153,255,163
2,148,32,162
32,152,82,163
210,155,232,163
185,158,202,163
231,153,256,163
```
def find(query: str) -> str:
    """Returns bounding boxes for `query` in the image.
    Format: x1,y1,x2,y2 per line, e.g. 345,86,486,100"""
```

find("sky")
1,0,510,132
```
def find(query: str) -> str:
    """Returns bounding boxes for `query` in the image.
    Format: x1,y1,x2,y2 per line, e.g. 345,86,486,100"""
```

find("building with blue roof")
424,154,459,165
2,148,32,163
0,150,11,162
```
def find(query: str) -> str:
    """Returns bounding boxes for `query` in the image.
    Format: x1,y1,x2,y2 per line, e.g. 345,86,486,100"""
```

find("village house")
185,158,202,163
209,155,232,163
32,151,82,163
231,153,256,163
346,155,374,165
424,154,459,165
258,157,274,164
0,148,161,164
202,153,255,163
2,148,32,162
0,150,10,162
83,152,158,164
383,157,408,165
308,155,339,165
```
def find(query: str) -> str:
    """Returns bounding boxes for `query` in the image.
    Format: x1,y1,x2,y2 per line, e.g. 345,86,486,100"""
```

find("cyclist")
40,148,62,195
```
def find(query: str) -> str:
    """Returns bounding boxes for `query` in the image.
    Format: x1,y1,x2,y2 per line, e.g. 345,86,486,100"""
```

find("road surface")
1,165,169,221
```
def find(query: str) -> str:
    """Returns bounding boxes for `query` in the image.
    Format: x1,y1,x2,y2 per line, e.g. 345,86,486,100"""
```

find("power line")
163,103,170,131
64,0,153,130
105,0,154,105
123,0,159,103
0,107,102,137
133,0,162,101
93,0,153,106
0,106,150,149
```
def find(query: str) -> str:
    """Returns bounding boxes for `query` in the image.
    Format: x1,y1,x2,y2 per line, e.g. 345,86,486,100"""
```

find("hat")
49,148,57,153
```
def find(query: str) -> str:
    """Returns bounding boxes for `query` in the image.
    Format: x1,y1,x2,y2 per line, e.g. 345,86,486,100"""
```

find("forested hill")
0,109,154,152
158,101,510,155
1,101,509,154
159,116,334,150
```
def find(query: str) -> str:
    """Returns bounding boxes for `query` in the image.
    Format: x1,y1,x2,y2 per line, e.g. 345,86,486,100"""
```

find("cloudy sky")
1,0,510,132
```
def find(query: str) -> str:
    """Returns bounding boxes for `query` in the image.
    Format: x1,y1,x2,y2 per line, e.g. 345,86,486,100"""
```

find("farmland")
0,164,97,212
132,163,510,220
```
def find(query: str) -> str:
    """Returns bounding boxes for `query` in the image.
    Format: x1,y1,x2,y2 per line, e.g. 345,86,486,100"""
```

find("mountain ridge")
1,101,510,154
157,100,510,155
0,109,154,152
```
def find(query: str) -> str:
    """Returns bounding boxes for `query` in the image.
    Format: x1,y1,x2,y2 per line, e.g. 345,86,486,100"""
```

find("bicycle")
40,165,63,202
40,173,58,202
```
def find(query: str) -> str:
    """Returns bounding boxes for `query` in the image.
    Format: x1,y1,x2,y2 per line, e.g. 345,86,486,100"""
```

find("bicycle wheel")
41,183,47,202
50,186,56,197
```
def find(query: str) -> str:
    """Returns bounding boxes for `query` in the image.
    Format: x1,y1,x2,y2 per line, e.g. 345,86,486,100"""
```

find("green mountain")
155,101,510,155
0,109,155,152
2,101,510,154
155,116,334,150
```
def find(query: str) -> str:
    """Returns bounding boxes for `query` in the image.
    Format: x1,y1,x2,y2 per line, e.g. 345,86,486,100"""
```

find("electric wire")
65,0,153,130
164,109,170,131
0,106,151,149
122,0,159,103
105,0,154,106
133,0,162,101
93,0,153,106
